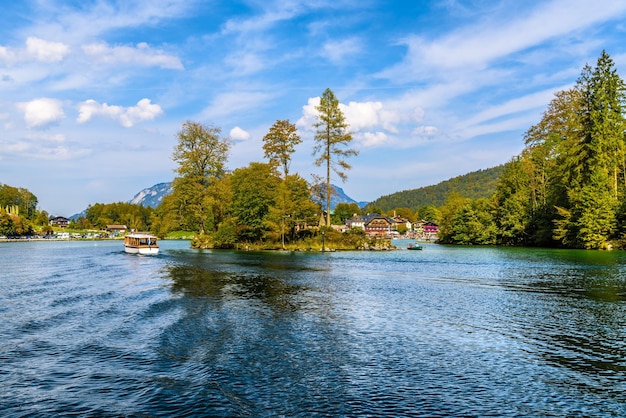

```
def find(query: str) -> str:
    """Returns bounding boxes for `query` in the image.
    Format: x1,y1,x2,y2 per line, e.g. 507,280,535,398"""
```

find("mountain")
69,182,172,220
312,184,368,210
368,165,505,211
129,182,173,208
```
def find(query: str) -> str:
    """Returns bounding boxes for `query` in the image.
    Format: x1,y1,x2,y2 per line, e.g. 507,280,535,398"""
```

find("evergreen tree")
313,88,358,226
562,51,625,248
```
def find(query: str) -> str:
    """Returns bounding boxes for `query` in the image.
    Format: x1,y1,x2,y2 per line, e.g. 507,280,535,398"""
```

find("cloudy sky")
2,0,626,215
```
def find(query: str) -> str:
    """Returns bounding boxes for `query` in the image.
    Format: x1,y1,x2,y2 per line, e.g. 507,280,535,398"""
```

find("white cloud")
18,98,66,129
0,45,17,66
0,37,70,66
384,0,626,81
297,97,403,136
224,51,265,75
322,38,361,63
77,98,163,127
412,125,438,137
26,37,70,62
296,96,321,130
26,132,66,143
221,5,300,35
230,126,250,141
341,101,402,133
359,131,389,147
200,90,275,120
82,42,183,70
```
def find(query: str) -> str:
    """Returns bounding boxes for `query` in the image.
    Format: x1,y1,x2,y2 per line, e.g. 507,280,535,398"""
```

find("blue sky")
2,0,626,216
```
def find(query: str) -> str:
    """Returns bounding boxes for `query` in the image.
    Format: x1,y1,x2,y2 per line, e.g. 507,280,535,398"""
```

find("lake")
1,239,625,416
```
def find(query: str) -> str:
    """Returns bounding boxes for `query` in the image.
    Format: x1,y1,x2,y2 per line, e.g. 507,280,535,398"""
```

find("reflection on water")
1,240,626,416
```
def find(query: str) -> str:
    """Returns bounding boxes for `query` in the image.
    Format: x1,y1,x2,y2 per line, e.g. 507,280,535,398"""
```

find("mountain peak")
129,182,173,208
312,183,368,210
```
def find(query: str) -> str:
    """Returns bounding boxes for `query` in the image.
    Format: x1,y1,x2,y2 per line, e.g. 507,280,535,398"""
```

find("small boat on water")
124,232,159,255
407,243,423,250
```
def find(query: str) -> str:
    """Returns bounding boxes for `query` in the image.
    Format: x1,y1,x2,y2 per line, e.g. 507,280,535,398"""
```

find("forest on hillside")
369,166,504,211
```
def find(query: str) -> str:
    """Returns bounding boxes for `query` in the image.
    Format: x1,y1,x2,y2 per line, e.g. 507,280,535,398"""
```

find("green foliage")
0,183,38,219
262,119,301,178
396,224,408,235
85,202,155,231
230,163,280,241
493,157,532,245
368,166,504,213
417,205,440,223
0,210,16,236
164,230,195,240
332,202,361,224
213,219,238,249
170,121,231,234
270,174,319,246
437,194,464,244
389,207,416,222
438,196,496,245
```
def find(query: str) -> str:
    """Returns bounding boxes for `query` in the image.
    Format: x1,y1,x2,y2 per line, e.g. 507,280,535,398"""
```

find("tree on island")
262,119,301,179
170,121,231,235
313,88,358,226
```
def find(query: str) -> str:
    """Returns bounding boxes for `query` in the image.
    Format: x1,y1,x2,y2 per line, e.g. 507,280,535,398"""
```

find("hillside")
369,165,504,211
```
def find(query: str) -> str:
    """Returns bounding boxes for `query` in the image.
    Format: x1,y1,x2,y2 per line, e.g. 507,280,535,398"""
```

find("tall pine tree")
570,51,625,248
313,88,358,226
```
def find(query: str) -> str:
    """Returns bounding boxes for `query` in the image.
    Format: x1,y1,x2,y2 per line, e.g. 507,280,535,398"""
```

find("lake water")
1,239,626,417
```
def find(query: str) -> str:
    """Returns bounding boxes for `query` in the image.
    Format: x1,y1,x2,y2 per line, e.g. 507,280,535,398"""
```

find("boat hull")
124,245,159,255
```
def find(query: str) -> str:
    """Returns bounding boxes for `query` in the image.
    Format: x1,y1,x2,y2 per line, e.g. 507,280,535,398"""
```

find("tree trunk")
326,140,331,227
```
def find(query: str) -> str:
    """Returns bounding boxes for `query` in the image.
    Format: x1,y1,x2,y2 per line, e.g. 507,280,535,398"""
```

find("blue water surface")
1,240,625,416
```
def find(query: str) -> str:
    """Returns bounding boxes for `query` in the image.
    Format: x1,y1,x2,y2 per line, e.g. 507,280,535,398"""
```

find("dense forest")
369,166,504,211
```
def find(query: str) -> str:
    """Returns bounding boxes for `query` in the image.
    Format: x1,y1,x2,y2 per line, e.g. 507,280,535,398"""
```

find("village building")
106,225,128,236
49,216,69,228
345,214,365,230
422,222,439,238
413,220,439,240
362,214,396,236
392,213,412,232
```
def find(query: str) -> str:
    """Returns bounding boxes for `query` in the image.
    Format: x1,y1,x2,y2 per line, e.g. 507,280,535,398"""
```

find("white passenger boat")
123,233,159,255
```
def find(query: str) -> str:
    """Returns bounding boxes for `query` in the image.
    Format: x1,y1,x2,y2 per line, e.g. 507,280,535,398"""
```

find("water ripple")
2,241,626,416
